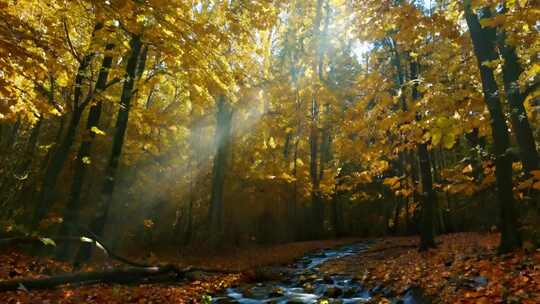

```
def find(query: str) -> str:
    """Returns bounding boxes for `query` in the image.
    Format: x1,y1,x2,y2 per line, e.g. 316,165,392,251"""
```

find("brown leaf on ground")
0,238,360,303
320,232,540,303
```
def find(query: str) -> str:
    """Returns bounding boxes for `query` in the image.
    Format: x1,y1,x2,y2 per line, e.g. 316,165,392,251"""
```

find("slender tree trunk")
1,119,20,152
464,3,522,253
209,95,233,241
57,44,115,259
32,109,83,228
42,115,66,170
410,60,437,251
30,41,100,229
498,32,539,172
184,160,194,244
309,123,324,238
408,150,418,233
306,0,326,240
417,142,437,249
76,35,143,265
291,137,300,238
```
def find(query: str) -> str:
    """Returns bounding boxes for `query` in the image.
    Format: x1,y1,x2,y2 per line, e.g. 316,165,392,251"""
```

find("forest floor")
1,234,539,303
320,232,540,304
0,238,359,303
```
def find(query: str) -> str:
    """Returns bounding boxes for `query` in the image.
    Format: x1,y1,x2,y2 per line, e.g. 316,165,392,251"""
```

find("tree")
463,1,521,253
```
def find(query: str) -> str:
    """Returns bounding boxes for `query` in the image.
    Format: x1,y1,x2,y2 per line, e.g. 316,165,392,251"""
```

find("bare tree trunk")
498,30,539,173
410,60,437,251
57,44,115,259
209,95,233,242
76,35,144,265
464,2,521,253
31,23,105,229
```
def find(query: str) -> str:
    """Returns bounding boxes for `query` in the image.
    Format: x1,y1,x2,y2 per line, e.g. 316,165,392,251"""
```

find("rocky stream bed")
211,242,432,304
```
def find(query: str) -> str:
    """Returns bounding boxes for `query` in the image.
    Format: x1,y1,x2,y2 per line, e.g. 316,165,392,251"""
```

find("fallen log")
0,264,240,292
0,236,84,247
0,264,182,291
0,234,239,291
0,233,151,268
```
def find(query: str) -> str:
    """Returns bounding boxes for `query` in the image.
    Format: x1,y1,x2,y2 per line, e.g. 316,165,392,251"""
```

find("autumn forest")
0,0,539,303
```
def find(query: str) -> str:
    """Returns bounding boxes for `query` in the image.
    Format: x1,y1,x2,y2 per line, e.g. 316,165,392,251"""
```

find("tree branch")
80,77,122,108
62,19,81,63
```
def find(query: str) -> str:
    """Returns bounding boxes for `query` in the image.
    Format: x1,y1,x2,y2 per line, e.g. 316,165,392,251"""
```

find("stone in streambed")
323,275,334,284
302,282,315,292
268,287,285,297
343,287,359,297
254,267,285,281
324,286,343,298
215,298,239,304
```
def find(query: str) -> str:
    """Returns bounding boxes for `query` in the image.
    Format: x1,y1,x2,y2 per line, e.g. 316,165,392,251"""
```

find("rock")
473,276,488,287
268,287,285,297
303,282,315,292
382,287,393,297
370,284,383,294
324,286,343,298
323,276,334,284
402,286,432,304
343,287,358,297
254,267,284,282
185,270,205,281
215,298,239,304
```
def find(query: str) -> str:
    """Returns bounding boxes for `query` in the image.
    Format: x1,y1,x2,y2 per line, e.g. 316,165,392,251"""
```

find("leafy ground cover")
321,233,540,303
0,238,359,303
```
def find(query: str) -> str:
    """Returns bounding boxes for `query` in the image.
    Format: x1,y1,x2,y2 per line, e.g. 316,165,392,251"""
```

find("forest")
0,0,539,303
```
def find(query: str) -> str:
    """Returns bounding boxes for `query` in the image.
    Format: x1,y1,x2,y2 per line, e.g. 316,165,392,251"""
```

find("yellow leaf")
281,173,296,182
383,176,400,188
143,219,154,229
431,129,442,146
49,108,62,116
268,137,276,149
442,134,455,149
57,70,69,87
90,126,106,136
462,164,473,174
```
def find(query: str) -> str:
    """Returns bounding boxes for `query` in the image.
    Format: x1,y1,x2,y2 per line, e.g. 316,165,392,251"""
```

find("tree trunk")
76,35,143,264
209,95,233,241
32,109,83,228
57,44,115,260
464,2,522,253
1,118,20,152
498,31,539,172
417,143,437,250
309,123,325,239
410,60,437,251
31,23,106,229
31,50,102,229
184,162,194,244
